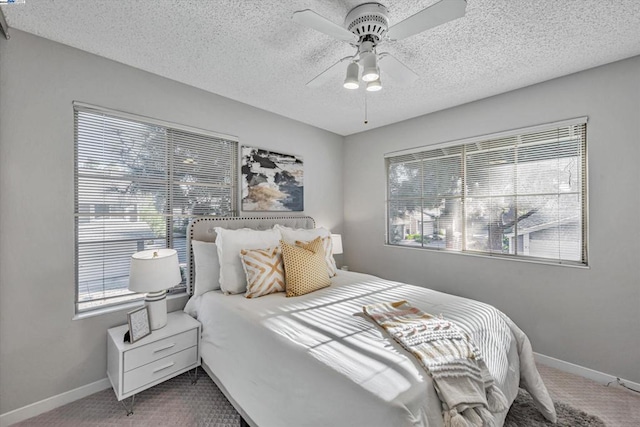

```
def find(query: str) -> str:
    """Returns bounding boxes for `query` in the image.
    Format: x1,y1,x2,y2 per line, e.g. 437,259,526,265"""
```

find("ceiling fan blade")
379,54,419,84
386,0,466,41
306,58,347,88
292,9,357,43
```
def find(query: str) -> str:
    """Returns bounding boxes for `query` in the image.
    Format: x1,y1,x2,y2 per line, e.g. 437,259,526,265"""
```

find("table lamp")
331,234,343,255
128,248,181,330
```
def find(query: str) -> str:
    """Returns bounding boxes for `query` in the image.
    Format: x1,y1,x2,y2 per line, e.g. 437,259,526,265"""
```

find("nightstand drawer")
123,346,197,394
124,328,197,371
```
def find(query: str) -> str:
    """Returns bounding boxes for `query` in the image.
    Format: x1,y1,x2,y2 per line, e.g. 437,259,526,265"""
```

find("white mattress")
185,270,555,427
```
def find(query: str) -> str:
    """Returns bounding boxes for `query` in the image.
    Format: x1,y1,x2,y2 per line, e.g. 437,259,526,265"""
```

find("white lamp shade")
128,249,181,293
360,51,379,82
343,62,360,89
366,78,382,92
331,234,343,255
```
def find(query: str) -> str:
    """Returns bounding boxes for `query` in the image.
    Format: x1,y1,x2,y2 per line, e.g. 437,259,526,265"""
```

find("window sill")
384,244,590,269
72,292,189,321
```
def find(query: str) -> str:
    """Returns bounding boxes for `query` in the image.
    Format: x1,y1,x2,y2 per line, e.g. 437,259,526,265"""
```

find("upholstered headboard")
186,216,316,295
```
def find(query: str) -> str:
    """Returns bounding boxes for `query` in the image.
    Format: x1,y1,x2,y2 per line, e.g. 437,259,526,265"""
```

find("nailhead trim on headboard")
186,216,316,295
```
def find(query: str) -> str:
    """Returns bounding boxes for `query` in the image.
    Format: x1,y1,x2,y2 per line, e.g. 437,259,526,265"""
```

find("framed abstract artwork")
241,146,303,211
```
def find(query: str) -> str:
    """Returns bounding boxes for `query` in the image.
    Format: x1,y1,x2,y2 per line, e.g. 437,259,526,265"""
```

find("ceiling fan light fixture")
343,62,360,89
362,66,380,82
360,51,379,82
366,78,382,92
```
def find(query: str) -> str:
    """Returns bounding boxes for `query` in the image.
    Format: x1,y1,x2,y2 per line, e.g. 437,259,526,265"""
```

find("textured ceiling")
2,0,640,135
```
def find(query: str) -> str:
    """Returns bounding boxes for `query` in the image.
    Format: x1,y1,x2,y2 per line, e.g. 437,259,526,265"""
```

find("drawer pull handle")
153,362,175,374
153,343,175,353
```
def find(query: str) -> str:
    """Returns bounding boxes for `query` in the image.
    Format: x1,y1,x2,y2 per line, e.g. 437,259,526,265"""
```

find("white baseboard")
0,378,111,427
534,352,640,392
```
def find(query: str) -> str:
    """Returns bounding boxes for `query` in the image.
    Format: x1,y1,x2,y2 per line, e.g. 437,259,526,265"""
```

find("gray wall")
0,30,344,414
1,26,638,417
344,56,640,383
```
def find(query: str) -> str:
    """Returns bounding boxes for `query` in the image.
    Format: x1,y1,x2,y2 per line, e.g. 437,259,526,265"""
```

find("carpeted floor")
536,364,639,427
505,389,604,427
11,364,639,426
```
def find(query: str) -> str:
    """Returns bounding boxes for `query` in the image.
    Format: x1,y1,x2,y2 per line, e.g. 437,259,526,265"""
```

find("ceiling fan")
292,0,467,92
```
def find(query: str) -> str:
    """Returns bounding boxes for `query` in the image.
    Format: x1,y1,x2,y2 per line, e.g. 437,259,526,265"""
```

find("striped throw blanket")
363,300,509,427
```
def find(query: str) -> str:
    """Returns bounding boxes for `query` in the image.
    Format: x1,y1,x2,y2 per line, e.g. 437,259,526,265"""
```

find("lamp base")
145,291,167,330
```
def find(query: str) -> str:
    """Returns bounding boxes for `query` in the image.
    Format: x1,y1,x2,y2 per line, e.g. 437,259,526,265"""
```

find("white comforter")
185,271,556,427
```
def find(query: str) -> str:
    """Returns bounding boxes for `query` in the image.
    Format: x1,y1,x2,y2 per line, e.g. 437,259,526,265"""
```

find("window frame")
73,102,239,313
385,117,589,267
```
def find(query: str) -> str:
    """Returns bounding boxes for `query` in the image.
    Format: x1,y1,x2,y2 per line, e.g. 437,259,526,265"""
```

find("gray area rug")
15,371,606,426
505,389,606,427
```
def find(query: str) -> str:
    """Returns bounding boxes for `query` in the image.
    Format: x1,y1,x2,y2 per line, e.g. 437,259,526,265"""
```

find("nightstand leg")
187,366,199,385
120,394,135,416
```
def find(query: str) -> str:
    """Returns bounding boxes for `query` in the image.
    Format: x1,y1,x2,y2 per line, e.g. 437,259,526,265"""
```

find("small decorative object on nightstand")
107,311,201,415
126,306,151,343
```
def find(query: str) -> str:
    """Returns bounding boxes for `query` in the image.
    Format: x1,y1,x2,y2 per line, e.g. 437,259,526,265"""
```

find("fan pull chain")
364,93,368,124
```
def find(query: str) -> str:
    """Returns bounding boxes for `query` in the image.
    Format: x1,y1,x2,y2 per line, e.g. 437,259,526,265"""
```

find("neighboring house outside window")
74,103,238,313
386,118,588,266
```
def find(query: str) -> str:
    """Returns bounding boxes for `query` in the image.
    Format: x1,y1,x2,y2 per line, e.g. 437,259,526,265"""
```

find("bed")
183,216,556,427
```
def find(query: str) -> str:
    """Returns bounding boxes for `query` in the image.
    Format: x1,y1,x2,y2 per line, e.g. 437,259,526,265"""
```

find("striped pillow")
296,236,337,277
240,246,285,298
281,237,331,297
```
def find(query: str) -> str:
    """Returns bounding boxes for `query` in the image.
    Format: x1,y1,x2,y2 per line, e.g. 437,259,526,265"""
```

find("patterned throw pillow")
296,236,337,277
281,237,331,297
240,246,285,299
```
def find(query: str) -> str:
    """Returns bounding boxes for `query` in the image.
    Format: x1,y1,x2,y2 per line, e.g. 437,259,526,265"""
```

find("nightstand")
107,311,200,414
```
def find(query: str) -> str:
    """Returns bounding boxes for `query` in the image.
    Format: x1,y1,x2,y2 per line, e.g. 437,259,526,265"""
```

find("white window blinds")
386,119,587,265
74,104,238,312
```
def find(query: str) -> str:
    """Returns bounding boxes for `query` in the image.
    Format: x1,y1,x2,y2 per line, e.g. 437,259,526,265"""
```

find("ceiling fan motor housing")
345,3,389,46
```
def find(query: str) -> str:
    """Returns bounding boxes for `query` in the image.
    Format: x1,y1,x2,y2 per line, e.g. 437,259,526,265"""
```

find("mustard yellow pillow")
295,236,337,277
240,246,285,298
281,237,331,297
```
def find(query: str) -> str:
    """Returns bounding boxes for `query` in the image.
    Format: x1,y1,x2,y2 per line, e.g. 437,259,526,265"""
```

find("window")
386,118,587,266
74,103,238,312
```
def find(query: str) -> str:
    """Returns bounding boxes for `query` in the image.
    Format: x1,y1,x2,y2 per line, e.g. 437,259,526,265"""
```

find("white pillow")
191,240,220,296
215,227,282,294
275,224,331,243
275,225,337,276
